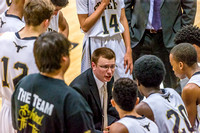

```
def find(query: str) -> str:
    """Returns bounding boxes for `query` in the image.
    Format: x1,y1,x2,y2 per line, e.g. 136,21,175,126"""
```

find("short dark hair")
134,55,166,88
112,78,138,111
174,25,200,47
24,0,54,26
34,32,71,73
170,43,197,66
50,0,68,7
91,47,116,64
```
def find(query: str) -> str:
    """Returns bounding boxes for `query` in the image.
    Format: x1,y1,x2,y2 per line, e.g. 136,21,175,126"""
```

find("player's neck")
145,87,162,98
7,3,24,19
19,25,46,39
40,70,65,80
186,63,200,79
120,109,141,119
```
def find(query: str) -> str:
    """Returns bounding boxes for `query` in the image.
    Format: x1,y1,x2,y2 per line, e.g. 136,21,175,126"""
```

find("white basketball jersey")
76,0,125,37
0,10,25,33
117,116,159,133
0,0,11,15
143,88,193,133
187,73,200,133
0,32,38,102
47,13,59,32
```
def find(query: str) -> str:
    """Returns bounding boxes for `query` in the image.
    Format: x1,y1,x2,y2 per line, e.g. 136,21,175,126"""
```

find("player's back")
0,32,38,102
143,88,193,133
0,10,25,33
12,73,94,133
117,116,159,133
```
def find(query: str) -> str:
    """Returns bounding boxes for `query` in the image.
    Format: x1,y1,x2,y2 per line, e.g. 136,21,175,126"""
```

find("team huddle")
0,0,199,133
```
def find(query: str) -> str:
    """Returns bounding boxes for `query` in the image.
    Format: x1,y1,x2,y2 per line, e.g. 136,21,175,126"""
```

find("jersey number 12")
1,57,28,88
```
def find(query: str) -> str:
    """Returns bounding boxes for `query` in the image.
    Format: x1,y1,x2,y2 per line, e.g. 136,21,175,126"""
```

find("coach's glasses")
98,64,117,71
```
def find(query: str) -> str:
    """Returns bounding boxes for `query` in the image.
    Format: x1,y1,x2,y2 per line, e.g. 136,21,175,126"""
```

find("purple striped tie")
152,0,161,31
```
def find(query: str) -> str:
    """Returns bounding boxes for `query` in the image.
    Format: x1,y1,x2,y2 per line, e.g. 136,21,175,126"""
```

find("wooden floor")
0,0,200,109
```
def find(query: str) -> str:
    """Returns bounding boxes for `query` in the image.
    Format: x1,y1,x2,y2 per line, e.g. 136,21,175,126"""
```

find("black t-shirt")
12,73,95,133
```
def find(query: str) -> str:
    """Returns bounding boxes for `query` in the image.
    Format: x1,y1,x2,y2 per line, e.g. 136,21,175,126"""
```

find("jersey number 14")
102,14,120,34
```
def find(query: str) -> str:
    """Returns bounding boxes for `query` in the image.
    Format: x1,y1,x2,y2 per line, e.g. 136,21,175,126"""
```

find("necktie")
103,83,108,130
152,0,161,31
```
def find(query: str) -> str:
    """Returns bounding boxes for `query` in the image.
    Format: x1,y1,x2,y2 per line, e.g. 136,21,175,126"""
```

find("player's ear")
61,55,68,62
179,62,184,70
111,99,115,107
44,19,50,28
136,79,140,86
135,97,140,105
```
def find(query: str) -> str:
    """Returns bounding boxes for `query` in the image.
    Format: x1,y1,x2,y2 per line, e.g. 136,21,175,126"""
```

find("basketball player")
0,0,12,14
170,43,200,132
0,0,54,133
76,0,133,80
0,0,25,33
48,0,69,38
12,32,95,133
108,78,158,133
174,25,200,89
174,25,200,63
134,55,194,133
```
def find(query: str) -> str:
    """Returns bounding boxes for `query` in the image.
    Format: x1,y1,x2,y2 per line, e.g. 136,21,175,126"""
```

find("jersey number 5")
1,57,28,88
102,14,120,34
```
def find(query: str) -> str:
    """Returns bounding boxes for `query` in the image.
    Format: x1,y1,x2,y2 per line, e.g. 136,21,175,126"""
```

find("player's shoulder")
110,122,129,133
0,31,15,37
162,88,180,97
182,83,200,98
135,101,154,121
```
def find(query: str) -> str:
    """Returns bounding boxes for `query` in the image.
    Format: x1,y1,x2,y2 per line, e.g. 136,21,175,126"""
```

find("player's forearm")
59,12,69,38
121,9,132,53
78,2,108,32
59,23,69,38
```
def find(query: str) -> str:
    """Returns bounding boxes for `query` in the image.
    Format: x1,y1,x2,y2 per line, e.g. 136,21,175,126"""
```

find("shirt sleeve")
76,0,89,14
120,0,125,9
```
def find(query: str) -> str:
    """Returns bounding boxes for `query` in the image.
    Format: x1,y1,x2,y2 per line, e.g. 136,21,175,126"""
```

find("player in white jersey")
47,0,69,38
76,0,133,80
0,0,12,15
174,25,200,90
0,0,25,33
0,1,54,133
108,78,158,133
134,55,194,133
170,43,200,132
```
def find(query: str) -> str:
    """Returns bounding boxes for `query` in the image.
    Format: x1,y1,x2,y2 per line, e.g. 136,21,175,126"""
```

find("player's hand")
124,49,133,74
101,0,110,7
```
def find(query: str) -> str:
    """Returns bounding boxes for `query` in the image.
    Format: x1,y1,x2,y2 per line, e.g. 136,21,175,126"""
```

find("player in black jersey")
11,32,95,133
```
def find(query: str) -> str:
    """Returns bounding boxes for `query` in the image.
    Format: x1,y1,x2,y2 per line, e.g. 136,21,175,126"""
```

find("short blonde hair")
24,0,54,26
